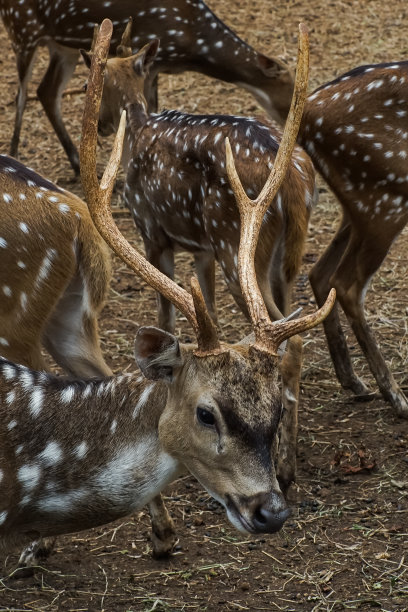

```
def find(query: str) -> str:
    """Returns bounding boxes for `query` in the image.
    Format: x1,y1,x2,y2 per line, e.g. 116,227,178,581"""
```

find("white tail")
0,19,335,575
0,154,111,379
299,61,408,417
0,0,293,174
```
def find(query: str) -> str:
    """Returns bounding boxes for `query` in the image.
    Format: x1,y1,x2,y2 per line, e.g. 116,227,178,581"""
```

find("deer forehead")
178,347,281,425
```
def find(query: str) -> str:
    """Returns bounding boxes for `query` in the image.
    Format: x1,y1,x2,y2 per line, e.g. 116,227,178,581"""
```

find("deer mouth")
225,497,259,534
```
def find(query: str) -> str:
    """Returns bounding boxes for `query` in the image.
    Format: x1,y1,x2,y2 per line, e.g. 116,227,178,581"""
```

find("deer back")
126,108,315,282
300,61,408,234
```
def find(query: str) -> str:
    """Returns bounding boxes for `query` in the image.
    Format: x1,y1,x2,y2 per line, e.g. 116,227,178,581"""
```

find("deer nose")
248,492,290,533
252,504,291,533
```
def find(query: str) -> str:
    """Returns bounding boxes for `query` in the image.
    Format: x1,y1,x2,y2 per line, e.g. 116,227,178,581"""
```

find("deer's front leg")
276,335,303,493
14,537,56,578
148,494,177,558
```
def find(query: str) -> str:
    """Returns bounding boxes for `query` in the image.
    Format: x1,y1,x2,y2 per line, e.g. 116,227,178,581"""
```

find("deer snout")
227,491,290,534
248,491,290,533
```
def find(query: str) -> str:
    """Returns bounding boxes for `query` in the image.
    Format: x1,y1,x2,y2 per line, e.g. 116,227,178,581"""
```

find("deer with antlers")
0,20,335,574
298,63,408,417
0,0,293,174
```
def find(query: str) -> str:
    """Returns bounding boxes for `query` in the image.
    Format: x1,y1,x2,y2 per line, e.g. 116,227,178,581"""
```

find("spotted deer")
0,0,293,174
0,154,111,379
298,62,408,417
0,20,335,573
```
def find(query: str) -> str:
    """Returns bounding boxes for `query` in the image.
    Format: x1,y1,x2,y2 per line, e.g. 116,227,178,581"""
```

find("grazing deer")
0,20,335,574
299,62,408,417
0,154,111,379
0,0,293,174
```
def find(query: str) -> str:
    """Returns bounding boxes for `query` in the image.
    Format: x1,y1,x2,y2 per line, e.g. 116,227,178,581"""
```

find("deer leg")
10,49,37,158
332,234,408,417
276,335,303,493
194,252,218,324
144,242,176,333
37,43,79,174
14,537,56,578
148,495,177,558
43,270,111,378
309,216,370,396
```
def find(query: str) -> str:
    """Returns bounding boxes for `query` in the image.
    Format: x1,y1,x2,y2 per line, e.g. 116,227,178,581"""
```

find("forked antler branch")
80,18,220,354
226,23,336,353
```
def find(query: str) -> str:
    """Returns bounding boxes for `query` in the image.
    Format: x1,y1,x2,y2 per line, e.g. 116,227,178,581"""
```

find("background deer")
0,20,335,574
0,154,111,379
0,0,293,174
298,62,408,417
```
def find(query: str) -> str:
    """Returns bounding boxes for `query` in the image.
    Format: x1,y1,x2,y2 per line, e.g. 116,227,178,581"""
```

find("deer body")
125,108,315,330
0,154,111,379
0,0,293,173
0,330,289,555
299,61,408,416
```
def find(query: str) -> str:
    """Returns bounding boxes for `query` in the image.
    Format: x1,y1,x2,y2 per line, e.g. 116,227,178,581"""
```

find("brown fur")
299,62,408,416
0,155,111,378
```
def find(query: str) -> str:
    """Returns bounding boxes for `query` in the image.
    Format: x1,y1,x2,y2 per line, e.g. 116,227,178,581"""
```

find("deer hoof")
150,523,177,558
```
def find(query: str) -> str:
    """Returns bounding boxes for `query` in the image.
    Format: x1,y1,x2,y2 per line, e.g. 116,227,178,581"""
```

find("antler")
80,18,220,354
226,23,336,354
117,17,133,58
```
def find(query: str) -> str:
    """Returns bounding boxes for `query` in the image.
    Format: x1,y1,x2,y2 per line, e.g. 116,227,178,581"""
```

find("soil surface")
1,1,408,611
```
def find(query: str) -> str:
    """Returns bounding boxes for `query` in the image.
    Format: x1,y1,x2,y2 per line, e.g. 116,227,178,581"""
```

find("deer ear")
134,327,182,382
80,49,92,69
133,39,160,77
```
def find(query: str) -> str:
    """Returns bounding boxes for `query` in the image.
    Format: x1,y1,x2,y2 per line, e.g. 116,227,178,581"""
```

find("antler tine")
226,23,335,353
80,18,220,354
117,16,133,58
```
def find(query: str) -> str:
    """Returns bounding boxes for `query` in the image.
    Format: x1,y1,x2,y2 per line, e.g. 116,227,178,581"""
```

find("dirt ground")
1,1,408,611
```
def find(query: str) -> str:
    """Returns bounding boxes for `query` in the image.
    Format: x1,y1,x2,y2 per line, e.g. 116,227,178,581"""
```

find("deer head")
80,19,335,534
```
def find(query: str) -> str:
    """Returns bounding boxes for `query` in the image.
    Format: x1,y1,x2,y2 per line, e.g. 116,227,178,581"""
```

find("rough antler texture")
226,24,335,353
80,19,220,354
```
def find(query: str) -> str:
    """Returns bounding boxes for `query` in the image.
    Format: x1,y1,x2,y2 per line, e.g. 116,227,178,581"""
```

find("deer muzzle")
226,490,290,534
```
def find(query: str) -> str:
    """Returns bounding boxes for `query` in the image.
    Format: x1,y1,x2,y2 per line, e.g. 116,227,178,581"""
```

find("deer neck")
122,101,149,173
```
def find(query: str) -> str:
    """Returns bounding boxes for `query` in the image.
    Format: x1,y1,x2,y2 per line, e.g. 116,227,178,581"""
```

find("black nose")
252,505,291,533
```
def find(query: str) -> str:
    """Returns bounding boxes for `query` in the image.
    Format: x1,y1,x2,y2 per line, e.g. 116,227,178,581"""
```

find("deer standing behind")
0,0,293,174
0,20,335,574
299,62,408,417
83,35,315,480
0,154,111,379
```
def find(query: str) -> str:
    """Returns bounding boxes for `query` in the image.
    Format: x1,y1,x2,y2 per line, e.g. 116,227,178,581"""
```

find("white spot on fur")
18,464,41,491
39,441,63,466
132,384,154,418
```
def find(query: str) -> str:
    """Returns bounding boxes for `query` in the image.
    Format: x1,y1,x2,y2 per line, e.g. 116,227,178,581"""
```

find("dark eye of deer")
197,406,216,428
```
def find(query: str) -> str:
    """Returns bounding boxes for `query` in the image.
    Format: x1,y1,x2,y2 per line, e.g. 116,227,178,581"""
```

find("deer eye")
83,82,88,92
196,406,216,428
